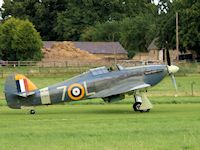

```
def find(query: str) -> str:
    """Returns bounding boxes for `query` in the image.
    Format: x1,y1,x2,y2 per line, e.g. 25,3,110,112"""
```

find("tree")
1,0,157,41
178,0,200,54
80,21,121,42
158,0,200,54
1,0,68,40
0,18,43,61
81,14,157,58
119,15,157,58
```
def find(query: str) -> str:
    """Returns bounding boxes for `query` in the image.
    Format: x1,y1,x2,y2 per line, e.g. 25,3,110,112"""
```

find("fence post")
191,82,195,96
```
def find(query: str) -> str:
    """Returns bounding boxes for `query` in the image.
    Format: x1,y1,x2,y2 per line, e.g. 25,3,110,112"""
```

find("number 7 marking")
57,86,67,101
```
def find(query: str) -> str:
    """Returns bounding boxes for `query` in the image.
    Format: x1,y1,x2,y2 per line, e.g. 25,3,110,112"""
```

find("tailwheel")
30,109,35,114
133,102,141,111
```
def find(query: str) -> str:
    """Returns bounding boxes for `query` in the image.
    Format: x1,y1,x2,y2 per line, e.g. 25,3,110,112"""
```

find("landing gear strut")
30,109,35,114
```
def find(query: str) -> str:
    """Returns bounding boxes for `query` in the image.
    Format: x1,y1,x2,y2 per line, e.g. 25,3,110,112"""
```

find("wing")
89,82,150,98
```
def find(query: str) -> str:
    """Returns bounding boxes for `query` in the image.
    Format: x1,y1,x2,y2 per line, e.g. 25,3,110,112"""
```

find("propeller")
165,41,179,91
171,74,177,91
166,47,171,66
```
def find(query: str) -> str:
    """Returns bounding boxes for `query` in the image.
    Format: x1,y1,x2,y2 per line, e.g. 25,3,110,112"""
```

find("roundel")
68,83,85,100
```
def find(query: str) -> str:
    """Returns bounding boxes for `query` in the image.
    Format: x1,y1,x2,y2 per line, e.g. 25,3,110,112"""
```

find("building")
132,38,179,62
73,42,127,60
132,38,161,62
43,41,128,60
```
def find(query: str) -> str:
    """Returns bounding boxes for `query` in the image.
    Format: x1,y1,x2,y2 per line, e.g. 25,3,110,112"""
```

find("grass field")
0,104,200,150
0,65,200,149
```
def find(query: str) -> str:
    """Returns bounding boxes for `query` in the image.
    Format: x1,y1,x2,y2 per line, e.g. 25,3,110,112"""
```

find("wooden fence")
0,60,164,78
0,60,162,68
1,60,198,78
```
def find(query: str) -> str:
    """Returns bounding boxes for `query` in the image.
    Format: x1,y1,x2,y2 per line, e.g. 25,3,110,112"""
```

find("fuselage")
9,65,169,109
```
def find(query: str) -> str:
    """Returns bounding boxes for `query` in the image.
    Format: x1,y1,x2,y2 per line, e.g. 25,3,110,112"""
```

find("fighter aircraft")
4,49,179,114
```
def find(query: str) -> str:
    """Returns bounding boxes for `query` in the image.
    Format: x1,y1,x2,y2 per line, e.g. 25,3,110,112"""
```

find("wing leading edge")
89,82,150,98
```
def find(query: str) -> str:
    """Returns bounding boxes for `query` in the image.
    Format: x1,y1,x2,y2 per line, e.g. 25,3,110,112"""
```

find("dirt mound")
42,41,101,61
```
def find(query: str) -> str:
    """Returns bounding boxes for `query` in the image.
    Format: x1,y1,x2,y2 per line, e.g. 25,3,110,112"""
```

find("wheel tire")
140,109,150,113
133,102,141,111
30,109,35,114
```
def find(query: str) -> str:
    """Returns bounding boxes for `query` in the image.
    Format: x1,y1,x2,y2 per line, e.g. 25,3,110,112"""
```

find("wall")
94,54,128,60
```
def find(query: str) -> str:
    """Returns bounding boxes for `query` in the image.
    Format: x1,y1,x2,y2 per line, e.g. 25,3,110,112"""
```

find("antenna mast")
176,12,179,61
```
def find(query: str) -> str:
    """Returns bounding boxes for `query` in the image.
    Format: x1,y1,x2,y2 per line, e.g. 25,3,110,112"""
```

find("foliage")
1,0,68,40
120,15,157,58
1,0,157,41
0,0,199,56
0,18,43,61
80,21,121,42
81,14,157,58
158,0,200,54
53,0,156,41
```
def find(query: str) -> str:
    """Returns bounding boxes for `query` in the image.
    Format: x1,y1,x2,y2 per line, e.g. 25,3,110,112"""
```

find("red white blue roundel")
68,84,85,100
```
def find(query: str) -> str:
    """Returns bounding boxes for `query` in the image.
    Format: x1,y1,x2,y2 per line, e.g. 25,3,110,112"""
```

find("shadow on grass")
1,103,195,116
0,107,143,115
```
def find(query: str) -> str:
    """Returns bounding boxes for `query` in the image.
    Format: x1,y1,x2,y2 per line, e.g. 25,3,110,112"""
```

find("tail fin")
4,74,38,109
14,74,37,93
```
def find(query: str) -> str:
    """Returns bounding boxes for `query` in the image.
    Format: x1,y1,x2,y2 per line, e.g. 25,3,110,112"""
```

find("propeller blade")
165,41,171,66
170,74,177,91
166,48,171,66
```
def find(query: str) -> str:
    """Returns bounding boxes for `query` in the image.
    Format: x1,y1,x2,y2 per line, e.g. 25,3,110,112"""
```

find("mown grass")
0,104,200,150
149,74,200,96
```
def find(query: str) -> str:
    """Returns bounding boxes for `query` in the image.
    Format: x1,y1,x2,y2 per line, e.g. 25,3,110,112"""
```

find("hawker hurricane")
4,49,179,114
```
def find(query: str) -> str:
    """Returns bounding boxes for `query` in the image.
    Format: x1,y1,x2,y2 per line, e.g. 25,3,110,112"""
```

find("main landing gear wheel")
133,102,150,113
30,109,35,114
133,102,141,111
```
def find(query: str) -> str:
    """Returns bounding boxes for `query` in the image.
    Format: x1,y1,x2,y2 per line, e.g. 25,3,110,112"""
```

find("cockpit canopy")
90,66,109,76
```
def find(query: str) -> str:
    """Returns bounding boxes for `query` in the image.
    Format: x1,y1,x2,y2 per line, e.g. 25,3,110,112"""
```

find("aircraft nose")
167,65,179,74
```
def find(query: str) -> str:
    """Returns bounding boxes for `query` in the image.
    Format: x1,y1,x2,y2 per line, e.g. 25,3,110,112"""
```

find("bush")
0,17,43,61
